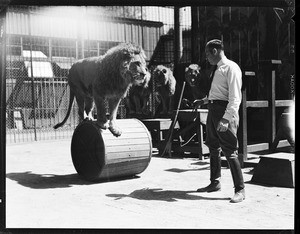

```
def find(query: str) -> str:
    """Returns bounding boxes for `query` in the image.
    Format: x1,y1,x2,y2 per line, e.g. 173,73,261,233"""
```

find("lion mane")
152,64,176,115
54,42,150,137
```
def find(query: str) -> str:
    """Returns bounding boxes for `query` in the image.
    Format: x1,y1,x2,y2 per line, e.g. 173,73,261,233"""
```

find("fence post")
191,6,198,64
259,59,281,151
238,71,255,166
29,43,37,141
174,7,182,67
0,6,7,229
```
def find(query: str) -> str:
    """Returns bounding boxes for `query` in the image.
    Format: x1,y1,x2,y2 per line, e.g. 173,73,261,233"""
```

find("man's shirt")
208,56,242,122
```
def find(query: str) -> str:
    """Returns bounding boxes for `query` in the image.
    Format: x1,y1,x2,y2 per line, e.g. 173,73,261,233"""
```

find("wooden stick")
161,81,186,157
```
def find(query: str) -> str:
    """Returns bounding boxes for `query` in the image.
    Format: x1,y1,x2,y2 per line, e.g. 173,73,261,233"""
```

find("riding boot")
226,153,244,192
209,148,221,182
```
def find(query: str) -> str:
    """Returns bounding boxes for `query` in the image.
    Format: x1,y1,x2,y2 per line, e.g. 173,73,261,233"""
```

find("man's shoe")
197,181,221,193
230,189,245,203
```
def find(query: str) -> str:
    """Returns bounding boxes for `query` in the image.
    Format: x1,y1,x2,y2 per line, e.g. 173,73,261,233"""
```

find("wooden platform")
141,118,180,148
143,109,209,159
251,152,295,188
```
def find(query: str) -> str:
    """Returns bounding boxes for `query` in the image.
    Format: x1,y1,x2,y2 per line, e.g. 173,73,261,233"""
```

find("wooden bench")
141,118,180,149
172,109,208,159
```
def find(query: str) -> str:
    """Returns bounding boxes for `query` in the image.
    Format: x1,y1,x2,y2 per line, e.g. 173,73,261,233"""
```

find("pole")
161,81,186,157
0,6,7,229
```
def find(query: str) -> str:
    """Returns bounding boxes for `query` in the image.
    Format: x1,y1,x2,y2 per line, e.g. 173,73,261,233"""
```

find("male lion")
54,43,150,137
153,65,176,115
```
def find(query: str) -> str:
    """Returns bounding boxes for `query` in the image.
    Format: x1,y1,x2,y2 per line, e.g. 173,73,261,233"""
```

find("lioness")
182,64,210,108
125,81,152,116
152,65,176,115
54,43,150,137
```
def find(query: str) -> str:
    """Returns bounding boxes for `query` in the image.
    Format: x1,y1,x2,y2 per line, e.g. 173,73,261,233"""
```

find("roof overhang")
2,0,292,8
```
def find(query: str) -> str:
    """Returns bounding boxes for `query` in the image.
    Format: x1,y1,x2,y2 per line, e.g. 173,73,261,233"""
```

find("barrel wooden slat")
106,151,151,163
101,132,149,140
71,119,152,181
99,159,150,179
106,143,150,153
104,137,149,146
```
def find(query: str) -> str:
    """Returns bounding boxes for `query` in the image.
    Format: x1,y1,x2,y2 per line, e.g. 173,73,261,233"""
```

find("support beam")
238,71,255,165
259,60,282,152
174,7,182,68
191,6,199,64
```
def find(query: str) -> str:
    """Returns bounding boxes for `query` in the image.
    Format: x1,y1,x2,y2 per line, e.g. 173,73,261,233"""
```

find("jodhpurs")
205,102,244,192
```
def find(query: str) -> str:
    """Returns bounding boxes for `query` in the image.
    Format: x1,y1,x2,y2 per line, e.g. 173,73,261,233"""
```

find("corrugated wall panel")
117,23,125,42
6,12,29,35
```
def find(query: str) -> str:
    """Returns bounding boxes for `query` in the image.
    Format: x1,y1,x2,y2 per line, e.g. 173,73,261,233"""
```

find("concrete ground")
5,139,295,230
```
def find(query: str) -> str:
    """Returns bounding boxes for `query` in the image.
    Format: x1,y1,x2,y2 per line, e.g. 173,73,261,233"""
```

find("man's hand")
193,97,208,109
217,118,229,132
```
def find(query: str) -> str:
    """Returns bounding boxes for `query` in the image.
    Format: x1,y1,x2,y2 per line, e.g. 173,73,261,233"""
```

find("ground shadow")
190,161,210,166
6,171,93,189
6,171,139,189
165,166,209,173
106,188,231,202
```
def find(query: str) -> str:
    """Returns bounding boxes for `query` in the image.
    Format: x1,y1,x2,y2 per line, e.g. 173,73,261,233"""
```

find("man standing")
194,39,245,203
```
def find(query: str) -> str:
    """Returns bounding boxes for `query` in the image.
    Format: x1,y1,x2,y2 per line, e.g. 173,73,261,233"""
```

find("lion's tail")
53,89,75,129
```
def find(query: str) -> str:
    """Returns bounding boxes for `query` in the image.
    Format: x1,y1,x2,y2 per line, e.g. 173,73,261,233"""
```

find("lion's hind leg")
83,97,95,121
74,94,85,121
94,95,109,130
108,97,122,137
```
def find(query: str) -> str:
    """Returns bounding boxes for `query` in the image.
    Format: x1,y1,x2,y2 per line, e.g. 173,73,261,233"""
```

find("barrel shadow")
6,171,93,189
106,188,230,202
7,171,142,189
7,171,140,189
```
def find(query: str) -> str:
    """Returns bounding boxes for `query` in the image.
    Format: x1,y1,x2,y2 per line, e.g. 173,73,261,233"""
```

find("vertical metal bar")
220,7,223,42
50,38,55,127
257,8,260,63
229,7,232,58
270,69,276,144
191,6,198,63
75,40,79,60
174,7,182,67
0,6,6,228
238,8,241,66
29,43,37,141
140,6,144,50
27,10,37,140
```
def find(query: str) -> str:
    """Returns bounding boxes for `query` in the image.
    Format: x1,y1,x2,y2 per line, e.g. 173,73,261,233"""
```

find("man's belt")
208,100,228,106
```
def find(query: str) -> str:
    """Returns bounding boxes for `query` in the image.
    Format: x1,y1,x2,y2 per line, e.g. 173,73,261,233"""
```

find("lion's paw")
84,117,94,122
108,125,122,137
96,121,109,130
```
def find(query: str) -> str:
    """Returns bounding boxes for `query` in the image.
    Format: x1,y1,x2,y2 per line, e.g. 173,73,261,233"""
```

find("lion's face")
129,60,150,86
185,64,201,87
153,65,171,87
122,52,150,87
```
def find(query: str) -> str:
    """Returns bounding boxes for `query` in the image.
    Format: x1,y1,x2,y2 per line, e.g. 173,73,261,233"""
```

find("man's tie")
207,65,218,97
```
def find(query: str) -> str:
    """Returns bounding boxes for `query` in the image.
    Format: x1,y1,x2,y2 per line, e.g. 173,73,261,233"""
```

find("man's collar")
217,55,228,67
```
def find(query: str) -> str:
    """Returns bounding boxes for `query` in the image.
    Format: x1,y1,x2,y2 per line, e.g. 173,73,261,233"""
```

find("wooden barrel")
71,119,152,181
